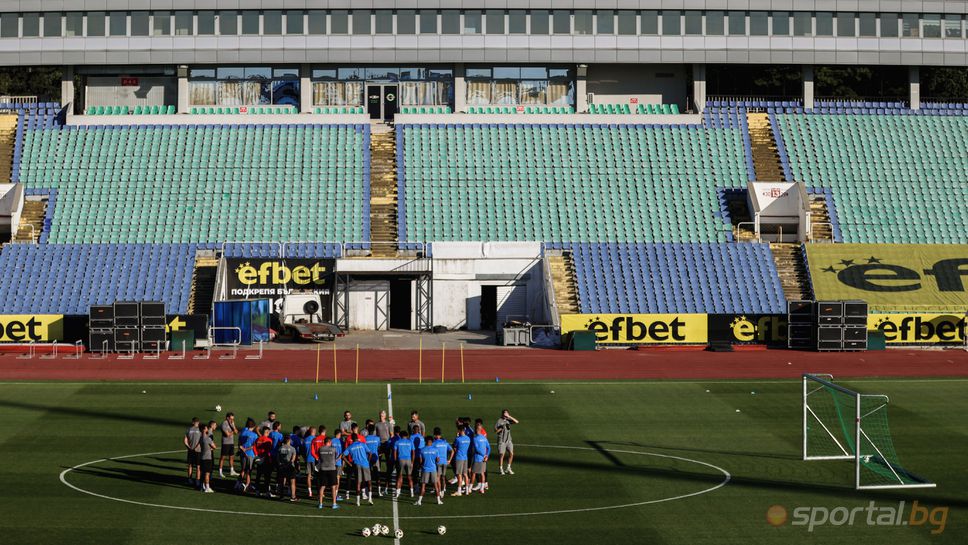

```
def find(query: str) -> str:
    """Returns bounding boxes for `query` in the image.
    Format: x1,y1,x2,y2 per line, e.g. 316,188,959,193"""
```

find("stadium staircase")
369,124,398,256
12,199,46,243
548,252,580,314
746,112,785,181
768,243,812,301
809,195,834,241
0,114,16,182
187,251,219,315
724,191,755,242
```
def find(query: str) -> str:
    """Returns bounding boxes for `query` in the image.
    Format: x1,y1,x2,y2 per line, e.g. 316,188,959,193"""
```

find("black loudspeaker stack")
787,301,868,351
89,302,166,352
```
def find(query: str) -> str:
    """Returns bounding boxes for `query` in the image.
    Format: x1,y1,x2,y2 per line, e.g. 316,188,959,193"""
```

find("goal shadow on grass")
0,398,187,427
581,440,968,508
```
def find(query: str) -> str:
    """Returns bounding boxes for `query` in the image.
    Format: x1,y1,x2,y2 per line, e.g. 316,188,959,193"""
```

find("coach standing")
495,409,519,475
219,412,238,478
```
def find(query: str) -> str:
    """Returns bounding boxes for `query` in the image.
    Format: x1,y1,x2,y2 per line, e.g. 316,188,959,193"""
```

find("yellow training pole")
441,342,446,383
418,336,423,384
314,343,321,384
332,342,338,384
355,344,360,384
460,343,465,384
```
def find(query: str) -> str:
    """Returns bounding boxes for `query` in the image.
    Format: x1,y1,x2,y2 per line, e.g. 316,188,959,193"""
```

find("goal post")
802,374,936,490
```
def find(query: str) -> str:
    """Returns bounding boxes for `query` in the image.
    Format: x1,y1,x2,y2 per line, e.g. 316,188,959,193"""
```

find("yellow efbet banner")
561,314,708,344
0,315,64,342
805,244,968,312
869,314,966,344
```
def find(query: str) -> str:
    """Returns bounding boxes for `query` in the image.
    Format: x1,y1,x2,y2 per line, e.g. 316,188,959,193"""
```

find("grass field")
1,379,965,544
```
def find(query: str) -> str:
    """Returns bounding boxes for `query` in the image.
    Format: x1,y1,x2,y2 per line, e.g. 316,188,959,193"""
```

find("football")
215,404,222,412
394,529,404,539
361,528,371,538
437,525,447,535
380,525,390,535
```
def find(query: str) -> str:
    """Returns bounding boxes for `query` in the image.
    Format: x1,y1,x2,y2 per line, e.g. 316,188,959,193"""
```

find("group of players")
183,408,518,509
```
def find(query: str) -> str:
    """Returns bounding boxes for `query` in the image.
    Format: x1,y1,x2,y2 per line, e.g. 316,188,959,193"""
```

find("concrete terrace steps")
810,195,834,241
0,115,17,182
12,200,46,243
369,125,398,257
187,258,218,315
769,242,813,301
746,112,785,182
548,253,580,315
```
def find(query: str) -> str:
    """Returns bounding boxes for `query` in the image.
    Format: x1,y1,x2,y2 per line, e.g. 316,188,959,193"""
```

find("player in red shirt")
254,427,275,497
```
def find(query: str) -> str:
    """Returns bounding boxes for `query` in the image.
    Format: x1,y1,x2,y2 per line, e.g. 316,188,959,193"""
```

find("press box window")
0,13,17,37
88,12,106,36
880,13,898,37
464,11,482,34
859,13,876,37
286,11,303,34
352,10,370,35
574,11,592,35
552,10,570,34
263,11,282,35
65,12,84,37
617,11,636,35
219,11,238,35
816,12,834,36
531,11,549,35
661,11,681,36
43,12,62,37
419,11,437,34
728,12,746,35
153,12,171,36
902,14,919,37
331,11,348,34
772,12,790,36
197,11,215,35
793,12,811,36
641,11,658,35
441,11,459,34
922,14,941,39
944,15,962,39
597,11,615,35
749,11,768,36
397,11,415,35
486,10,504,34
684,11,702,35
109,12,126,36
509,11,526,34
242,11,260,35
175,11,193,36
706,11,724,36
375,11,392,34
837,13,855,37
308,11,325,34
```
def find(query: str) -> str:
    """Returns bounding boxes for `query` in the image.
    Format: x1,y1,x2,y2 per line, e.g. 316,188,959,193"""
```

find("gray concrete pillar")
300,63,313,113
692,63,706,113
177,65,189,114
802,65,814,111
575,64,588,113
61,66,75,115
454,63,467,113
909,66,920,110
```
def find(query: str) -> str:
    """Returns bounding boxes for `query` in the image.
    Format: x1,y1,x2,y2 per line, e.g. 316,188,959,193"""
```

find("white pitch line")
387,383,400,545
59,445,730,520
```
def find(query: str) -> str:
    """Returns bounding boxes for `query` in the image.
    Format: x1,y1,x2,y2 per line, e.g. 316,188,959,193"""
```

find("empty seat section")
400,124,748,242
776,113,968,244
18,124,369,243
570,243,786,315
0,244,198,314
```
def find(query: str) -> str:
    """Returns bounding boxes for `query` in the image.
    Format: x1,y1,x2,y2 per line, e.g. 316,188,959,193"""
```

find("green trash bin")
867,330,886,351
565,331,597,351
171,330,195,353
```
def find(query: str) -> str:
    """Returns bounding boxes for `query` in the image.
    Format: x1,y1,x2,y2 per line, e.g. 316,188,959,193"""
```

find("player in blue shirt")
411,432,426,484
415,436,443,505
431,427,454,497
394,430,415,498
302,426,317,498
344,438,373,505
470,423,491,494
236,420,258,493
365,426,382,495
331,429,344,501
451,426,472,496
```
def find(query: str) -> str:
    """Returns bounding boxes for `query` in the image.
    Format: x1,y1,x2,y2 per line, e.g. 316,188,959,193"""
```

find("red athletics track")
0,347,965,381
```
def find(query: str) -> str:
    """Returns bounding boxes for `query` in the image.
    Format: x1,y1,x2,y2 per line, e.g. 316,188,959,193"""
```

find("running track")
0,347,965,381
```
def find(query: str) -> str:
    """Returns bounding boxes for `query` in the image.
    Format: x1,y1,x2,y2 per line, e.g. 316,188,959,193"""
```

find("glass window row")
1,11,964,40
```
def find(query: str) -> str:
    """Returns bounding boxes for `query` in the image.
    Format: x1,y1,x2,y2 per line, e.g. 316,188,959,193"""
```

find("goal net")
802,374,935,490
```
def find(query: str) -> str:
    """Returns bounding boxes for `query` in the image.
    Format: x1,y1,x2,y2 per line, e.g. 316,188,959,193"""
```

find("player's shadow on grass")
0,398,186,427
68,465,198,491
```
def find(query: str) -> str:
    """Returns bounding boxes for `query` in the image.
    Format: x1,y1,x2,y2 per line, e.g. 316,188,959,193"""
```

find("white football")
394,529,404,539
215,405,222,412
361,528,371,538
437,525,447,535
371,525,381,536
380,525,389,535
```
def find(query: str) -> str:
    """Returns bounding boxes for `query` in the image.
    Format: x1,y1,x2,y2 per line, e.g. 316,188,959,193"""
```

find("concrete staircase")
724,190,756,242
548,252,580,315
747,112,786,182
0,115,16,183
369,124,398,257
187,255,219,315
809,195,834,241
12,199,46,243
769,243,812,301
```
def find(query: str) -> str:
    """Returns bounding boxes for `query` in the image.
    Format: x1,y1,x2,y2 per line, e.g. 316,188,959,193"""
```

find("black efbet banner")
706,314,788,345
224,258,336,318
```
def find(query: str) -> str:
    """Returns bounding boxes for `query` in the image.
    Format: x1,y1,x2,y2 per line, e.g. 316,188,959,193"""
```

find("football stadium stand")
18,123,369,243
570,243,786,315
398,121,749,243
776,112,968,244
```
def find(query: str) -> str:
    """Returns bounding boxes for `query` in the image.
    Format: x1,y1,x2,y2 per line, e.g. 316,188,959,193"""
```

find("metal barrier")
737,221,758,242
66,340,83,359
208,327,242,360
90,340,109,359
118,343,137,360
811,222,835,242
39,341,58,359
245,340,264,360
143,342,162,360
16,341,35,359
169,342,187,360
192,345,211,360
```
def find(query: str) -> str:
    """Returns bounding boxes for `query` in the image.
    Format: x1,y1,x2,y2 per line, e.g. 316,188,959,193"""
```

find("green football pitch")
1,379,965,544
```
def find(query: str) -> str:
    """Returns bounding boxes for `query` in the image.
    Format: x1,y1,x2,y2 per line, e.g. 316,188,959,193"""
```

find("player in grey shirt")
408,411,425,438
276,436,298,502
495,410,519,475
339,411,356,435
199,421,217,493
183,417,202,487
219,412,238,478
315,440,340,509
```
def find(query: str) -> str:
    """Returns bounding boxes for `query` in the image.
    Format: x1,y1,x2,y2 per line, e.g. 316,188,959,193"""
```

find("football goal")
802,373,935,490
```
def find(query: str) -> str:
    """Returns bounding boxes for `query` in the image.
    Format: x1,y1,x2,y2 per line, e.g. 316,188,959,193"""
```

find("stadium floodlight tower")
802,374,935,490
